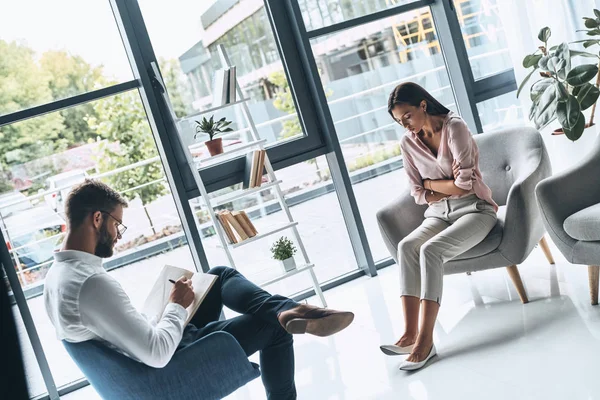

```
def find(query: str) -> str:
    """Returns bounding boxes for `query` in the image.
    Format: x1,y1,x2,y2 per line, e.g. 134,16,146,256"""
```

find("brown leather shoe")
278,304,354,337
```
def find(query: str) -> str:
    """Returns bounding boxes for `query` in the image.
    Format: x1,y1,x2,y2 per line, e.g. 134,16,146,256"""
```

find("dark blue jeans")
177,266,299,400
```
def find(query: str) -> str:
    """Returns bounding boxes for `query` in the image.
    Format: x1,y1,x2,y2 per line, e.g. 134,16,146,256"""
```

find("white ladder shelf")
152,45,326,307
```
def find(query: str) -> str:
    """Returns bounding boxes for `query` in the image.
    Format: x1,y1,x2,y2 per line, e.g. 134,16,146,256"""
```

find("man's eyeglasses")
100,211,127,237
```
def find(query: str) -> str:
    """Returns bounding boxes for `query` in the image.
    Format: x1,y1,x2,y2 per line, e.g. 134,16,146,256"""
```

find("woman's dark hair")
387,82,450,123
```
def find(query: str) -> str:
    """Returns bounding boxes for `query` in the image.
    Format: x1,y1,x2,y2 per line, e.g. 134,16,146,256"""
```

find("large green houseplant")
518,18,600,141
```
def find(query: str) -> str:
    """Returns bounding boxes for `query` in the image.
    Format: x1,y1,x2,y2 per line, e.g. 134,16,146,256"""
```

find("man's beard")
94,221,115,258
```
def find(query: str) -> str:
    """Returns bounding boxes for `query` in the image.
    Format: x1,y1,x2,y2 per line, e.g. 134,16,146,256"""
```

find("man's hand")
169,277,194,309
452,159,460,180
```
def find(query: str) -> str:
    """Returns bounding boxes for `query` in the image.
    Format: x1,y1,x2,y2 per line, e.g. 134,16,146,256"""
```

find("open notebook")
141,265,217,326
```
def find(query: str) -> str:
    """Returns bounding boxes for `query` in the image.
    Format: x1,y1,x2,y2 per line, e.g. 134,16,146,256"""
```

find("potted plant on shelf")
194,116,234,156
270,236,297,273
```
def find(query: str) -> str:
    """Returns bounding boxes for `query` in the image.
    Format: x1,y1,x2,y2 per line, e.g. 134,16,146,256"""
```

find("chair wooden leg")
539,236,555,265
589,265,599,306
506,265,529,304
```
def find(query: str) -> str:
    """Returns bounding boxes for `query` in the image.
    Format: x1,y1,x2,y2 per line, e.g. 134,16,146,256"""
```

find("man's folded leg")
181,314,296,400
207,266,355,336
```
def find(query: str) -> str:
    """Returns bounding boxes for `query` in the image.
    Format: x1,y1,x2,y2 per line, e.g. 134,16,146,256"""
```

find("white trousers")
398,195,497,304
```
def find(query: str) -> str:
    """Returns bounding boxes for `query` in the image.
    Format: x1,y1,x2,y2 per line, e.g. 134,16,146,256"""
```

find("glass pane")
0,91,198,396
138,0,305,153
0,0,133,114
309,7,457,262
456,0,513,80
298,0,418,31
477,90,525,132
189,154,358,296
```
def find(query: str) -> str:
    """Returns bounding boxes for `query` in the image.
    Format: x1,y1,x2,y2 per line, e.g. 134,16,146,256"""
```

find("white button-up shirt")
44,250,187,368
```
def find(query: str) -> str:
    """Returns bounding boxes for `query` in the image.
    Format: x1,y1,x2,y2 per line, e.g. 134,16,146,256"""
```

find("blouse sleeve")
401,142,428,205
447,118,475,191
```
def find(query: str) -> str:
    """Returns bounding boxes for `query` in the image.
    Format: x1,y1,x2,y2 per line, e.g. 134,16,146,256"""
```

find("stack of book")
216,210,258,244
211,66,237,106
244,150,266,189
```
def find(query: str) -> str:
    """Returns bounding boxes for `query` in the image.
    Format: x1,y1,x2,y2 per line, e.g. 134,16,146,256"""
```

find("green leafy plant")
194,116,233,141
518,22,600,141
270,236,297,261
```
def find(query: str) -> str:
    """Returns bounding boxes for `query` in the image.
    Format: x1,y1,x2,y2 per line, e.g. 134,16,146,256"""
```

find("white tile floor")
64,239,600,400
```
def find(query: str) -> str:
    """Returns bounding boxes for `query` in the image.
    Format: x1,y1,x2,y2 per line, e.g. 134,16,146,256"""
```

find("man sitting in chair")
44,180,354,399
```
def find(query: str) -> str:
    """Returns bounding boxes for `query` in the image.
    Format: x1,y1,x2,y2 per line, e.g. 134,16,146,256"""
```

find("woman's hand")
452,159,460,180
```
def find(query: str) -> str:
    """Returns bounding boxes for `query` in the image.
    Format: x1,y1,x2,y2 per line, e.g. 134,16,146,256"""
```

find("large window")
139,0,307,151
298,0,420,31
456,0,513,80
308,7,456,261
1,90,198,396
0,0,132,114
189,156,359,294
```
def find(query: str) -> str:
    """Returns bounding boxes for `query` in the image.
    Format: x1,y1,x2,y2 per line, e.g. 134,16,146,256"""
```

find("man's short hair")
64,179,128,228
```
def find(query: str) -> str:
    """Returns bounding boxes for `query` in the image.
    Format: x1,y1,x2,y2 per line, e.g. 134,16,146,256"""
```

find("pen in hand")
168,279,176,284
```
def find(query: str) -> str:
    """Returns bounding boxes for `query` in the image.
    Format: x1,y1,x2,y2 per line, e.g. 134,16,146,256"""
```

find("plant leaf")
538,27,551,42
554,42,571,66
584,40,600,48
523,54,543,68
529,101,538,121
595,9,600,19
556,94,581,130
570,49,598,58
577,82,600,110
517,68,537,98
530,78,553,102
547,56,566,74
587,29,600,36
563,111,586,141
538,55,551,72
555,81,569,102
566,64,599,86
534,83,558,130
584,18,599,29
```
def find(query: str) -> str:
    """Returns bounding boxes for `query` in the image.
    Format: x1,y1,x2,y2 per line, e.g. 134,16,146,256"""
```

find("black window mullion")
0,80,139,128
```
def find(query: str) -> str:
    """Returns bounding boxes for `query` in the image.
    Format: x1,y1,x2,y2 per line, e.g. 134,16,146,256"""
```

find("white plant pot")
279,257,296,273
544,124,599,174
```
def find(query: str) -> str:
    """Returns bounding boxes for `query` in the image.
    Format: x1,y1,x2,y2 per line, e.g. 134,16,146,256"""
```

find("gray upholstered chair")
376,127,554,304
535,134,600,305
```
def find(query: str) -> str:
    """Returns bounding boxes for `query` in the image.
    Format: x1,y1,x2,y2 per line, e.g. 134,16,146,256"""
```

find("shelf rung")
259,264,315,287
178,98,250,122
227,222,299,249
193,139,266,167
210,180,282,207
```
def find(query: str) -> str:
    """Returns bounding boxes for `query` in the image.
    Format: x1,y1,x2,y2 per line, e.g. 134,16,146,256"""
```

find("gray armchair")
535,134,600,305
377,127,553,303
